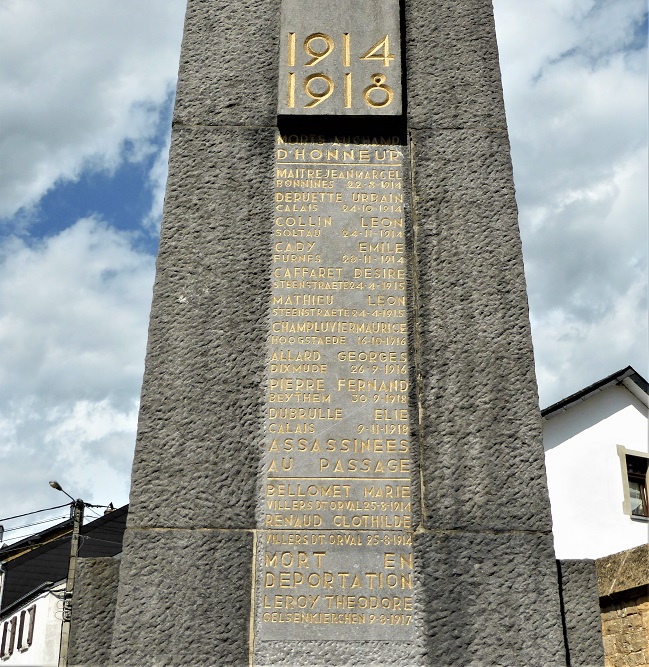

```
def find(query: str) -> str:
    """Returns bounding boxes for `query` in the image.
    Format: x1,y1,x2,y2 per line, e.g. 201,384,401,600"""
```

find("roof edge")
542,366,648,419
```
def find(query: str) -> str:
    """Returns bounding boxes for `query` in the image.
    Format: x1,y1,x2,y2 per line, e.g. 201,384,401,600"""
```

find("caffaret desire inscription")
256,136,413,641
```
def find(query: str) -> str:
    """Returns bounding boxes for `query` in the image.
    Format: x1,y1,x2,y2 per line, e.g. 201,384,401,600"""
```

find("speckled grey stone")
405,0,508,129
110,529,252,667
411,128,552,533
415,532,566,667
68,557,120,667
255,639,422,666
173,0,280,126
558,560,605,667
127,126,275,530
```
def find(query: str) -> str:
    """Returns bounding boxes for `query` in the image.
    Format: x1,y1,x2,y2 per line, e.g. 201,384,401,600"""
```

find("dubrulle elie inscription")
256,136,414,641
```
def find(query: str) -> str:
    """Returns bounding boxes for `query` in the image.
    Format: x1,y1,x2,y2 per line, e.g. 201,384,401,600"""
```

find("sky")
0,0,646,544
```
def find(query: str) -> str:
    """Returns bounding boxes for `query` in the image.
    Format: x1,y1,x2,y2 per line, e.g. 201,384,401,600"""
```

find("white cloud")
141,131,172,232
494,0,648,405
0,0,186,220
0,218,155,519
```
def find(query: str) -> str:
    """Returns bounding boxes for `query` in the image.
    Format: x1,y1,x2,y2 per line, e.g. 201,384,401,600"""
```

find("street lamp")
49,481,84,667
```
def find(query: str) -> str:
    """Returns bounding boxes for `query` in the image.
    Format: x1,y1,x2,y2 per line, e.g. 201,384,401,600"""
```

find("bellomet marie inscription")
256,137,414,641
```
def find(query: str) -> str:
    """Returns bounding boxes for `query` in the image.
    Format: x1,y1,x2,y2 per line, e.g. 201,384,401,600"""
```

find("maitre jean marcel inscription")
256,136,414,641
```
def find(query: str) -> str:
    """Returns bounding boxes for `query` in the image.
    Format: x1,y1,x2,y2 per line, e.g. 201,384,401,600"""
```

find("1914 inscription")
256,135,414,641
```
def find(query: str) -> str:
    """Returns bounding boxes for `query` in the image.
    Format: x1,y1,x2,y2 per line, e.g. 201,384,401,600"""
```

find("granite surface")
558,560,605,667
126,126,275,530
411,128,552,533
111,529,253,666
405,0,508,129
68,557,120,667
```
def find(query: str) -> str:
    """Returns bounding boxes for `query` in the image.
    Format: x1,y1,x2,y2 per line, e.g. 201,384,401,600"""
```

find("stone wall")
600,592,649,667
598,544,649,667
68,557,120,667
558,560,605,666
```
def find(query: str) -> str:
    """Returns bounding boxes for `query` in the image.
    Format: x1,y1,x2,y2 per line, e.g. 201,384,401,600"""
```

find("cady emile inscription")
256,136,413,641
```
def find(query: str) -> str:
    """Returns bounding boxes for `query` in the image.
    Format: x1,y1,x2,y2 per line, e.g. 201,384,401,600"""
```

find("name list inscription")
257,136,414,641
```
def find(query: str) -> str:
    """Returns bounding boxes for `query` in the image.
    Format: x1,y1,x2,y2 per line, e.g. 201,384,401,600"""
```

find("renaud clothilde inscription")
278,0,402,115
256,136,414,641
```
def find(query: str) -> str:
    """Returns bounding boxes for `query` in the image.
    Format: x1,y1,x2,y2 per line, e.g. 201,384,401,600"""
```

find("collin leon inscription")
256,136,414,641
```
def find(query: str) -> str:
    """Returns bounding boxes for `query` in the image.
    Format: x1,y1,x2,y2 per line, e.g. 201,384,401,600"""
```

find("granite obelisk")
109,1,568,664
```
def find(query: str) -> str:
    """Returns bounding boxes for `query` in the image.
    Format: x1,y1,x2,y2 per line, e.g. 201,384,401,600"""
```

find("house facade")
542,367,649,560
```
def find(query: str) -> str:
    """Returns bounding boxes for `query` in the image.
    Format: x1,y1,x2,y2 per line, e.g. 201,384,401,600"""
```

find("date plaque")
278,0,402,116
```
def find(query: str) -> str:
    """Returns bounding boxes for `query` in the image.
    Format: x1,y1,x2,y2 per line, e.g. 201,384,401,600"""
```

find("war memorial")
70,0,604,664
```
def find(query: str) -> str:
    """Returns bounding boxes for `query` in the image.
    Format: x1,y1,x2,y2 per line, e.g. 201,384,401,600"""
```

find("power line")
0,503,70,523
2,515,70,534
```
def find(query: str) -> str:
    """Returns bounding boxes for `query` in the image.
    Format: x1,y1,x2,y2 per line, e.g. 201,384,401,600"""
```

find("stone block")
111,529,252,666
174,0,280,127
411,128,551,532
68,557,120,667
127,126,275,530
404,0,508,129
415,531,565,666
255,640,421,666
558,560,605,667
597,544,649,597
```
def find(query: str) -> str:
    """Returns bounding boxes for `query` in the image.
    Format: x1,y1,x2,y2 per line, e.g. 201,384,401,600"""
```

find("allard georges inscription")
257,136,414,641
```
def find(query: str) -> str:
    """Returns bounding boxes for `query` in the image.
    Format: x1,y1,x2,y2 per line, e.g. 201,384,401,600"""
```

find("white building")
543,366,649,559
0,582,64,666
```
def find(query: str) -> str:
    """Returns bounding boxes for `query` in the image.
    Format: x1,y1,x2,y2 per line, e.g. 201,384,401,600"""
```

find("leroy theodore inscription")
255,136,414,641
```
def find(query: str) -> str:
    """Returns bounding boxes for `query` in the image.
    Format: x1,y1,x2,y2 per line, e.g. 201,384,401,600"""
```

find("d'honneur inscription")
278,0,402,115
256,136,413,641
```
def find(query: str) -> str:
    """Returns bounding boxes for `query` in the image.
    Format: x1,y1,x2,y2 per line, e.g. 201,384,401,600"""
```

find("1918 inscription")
256,135,413,641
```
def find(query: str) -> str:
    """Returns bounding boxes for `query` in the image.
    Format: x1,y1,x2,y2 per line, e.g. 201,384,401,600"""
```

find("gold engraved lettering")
287,72,295,108
303,74,334,108
343,72,352,109
362,74,393,108
359,35,395,67
304,33,334,66
342,33,350,67
287,32,296,66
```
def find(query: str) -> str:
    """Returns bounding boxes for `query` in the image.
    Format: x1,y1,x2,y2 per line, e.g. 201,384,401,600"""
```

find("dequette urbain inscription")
256,136,414,641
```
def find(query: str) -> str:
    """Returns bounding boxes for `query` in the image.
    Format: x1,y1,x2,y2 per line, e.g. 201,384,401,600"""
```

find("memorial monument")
109,0,569,664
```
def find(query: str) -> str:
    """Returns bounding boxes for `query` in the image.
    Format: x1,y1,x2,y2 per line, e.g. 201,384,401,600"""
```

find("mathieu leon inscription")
256,136,414,641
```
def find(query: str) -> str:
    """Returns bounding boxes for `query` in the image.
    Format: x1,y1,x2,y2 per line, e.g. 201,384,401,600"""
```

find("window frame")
617,445,649,521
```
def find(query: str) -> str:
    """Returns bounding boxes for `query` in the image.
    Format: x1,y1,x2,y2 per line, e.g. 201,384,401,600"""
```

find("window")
617,446,649,519
16,606,36,652
0,617,16,660
627,455,649,517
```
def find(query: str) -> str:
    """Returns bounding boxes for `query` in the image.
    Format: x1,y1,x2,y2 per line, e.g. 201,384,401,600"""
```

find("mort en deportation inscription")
257,137,413,641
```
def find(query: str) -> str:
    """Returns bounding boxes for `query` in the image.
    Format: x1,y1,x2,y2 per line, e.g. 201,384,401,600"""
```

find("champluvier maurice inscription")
256,137,414,641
